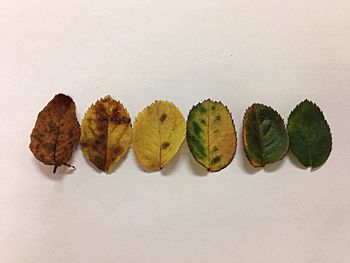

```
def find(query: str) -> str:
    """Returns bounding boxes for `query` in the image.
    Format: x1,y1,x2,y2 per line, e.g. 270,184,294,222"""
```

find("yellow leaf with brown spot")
132,100,186,171
186,99,237,172
80,96,132,173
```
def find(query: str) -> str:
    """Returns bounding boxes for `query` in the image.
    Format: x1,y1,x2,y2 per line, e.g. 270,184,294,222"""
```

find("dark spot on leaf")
114,146,124,156
211,105,216,111
123,117,131,124
110,107,131,124
33,132,43,143
211,156,221,165
198,105,207,114
48,121,57,131
44,143,55,151
68,129,75,138
161,142,170,149
95,104,108,125
215,115,221,122
93,155,105,170
212,146,218,152
200,119,206,125
37,131,44,138
159,114,167,123
191,121,203,136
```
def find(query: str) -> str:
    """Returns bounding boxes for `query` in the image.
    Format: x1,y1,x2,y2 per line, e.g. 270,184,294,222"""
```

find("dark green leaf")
287,99,332,168
243,103,289,167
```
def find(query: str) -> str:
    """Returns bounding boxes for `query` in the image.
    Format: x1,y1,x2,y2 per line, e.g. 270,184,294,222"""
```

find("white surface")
1,0,350,262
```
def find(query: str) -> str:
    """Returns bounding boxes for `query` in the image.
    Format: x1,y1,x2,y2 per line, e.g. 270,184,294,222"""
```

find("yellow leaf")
132,100,186,171
80,96,132,173
186,99,237,172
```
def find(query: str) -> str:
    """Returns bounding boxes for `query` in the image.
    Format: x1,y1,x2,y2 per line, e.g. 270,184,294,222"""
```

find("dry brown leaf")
29,94,80,173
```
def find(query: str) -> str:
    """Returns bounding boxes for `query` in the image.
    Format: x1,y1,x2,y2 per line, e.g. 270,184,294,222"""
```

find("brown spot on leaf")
114,146,124,156
111,115,131,125
32,131,43,143
93,155,105,171
110,106,131,125
161,142,170,149
68,129,76,138
47,121,57,132
44,143,55,151
90,102,108,168
99,133,106,140
122,117,131,124
159,114,167,123
80,96,132,172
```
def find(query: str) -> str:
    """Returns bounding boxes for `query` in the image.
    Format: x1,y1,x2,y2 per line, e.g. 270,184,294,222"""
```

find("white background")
1,0,350,262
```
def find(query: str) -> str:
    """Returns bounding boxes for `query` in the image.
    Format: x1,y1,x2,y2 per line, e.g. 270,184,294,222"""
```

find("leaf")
80,96,132,173
186,99,237,172
287,99,332,168
29,94,80,173
242,103,289,167
132,100,186,171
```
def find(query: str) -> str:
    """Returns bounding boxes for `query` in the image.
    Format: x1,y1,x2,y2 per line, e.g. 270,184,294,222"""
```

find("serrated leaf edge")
132,99,186,171
186,99,237,172
287,99,332,169
242,103,289,168
80,95,132,173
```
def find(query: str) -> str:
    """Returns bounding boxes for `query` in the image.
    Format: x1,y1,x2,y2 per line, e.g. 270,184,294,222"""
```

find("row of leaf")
30,94,332,173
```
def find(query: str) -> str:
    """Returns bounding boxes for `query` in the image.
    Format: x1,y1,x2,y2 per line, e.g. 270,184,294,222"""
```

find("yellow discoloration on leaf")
80,96,132,173
132,100,185,171
208,101,237,171
186,99,237,172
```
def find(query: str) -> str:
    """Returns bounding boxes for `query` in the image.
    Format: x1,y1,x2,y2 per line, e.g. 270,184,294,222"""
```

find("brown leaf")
29,94,81,173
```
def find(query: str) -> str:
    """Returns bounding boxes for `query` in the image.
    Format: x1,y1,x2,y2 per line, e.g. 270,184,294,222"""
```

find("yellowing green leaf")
132,100,186,171
243,103,289,167
80,96,132,173
186,99,237,172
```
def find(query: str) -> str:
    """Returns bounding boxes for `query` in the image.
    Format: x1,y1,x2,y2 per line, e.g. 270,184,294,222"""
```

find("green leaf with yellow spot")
288,99,332,168
186,99,237,172
243,103,289,167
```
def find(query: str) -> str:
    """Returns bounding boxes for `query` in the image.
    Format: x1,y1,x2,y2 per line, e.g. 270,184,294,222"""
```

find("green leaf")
287,99,332,168
243,103,289,167
186,99,237,172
